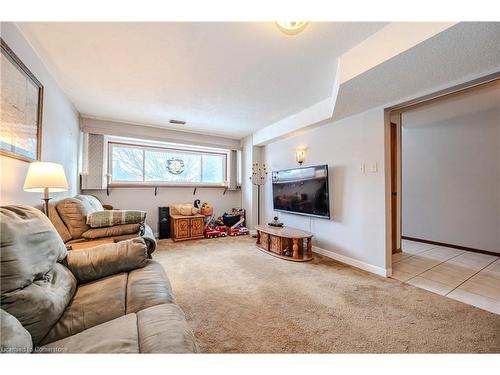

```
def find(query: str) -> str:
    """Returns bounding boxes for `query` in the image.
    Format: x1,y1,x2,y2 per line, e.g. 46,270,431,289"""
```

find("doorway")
386,75,500,314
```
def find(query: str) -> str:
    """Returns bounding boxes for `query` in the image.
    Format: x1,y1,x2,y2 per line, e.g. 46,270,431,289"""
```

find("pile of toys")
204,207,249,238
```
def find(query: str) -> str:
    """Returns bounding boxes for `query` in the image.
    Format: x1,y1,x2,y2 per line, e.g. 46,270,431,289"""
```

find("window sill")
108,183,229,188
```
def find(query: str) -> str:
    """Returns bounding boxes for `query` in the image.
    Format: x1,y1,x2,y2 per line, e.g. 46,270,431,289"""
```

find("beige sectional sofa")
0,205,198,353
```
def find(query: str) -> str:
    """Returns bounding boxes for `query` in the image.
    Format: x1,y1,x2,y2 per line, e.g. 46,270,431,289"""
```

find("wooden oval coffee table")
255,224,313,262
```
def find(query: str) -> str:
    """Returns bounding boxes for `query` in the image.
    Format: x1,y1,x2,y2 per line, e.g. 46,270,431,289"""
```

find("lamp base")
42,197,52,216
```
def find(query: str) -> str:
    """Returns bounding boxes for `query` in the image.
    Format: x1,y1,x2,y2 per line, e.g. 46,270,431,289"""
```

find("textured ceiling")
17,22,386,138
332,22,500,122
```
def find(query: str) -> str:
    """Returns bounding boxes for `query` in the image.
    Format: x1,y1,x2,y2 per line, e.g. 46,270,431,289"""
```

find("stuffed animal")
200,202,213,216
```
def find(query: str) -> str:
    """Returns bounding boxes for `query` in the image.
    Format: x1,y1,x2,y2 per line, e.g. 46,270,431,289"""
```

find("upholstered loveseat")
0,205,198,353
48,195,156,254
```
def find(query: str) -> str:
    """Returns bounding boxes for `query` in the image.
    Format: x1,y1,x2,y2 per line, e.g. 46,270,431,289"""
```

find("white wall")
402,84,500,253
240,135,255,229
263,107,389,275
240,135,265,231
0,22,80,205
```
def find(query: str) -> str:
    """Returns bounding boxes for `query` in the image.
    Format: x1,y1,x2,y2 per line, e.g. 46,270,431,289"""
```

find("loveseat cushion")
81,223,142,239
47,202,72,243
55,196,103,239
1,309,33,354
65,237,149,284
40,305,198,353
56,198,92,238
86,210,146,228
75,195,104,213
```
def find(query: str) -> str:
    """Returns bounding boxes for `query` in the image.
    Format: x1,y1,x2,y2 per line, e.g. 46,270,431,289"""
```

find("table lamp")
23,162,69,215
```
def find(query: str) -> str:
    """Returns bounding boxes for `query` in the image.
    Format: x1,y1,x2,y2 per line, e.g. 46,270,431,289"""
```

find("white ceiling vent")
169,119,186,125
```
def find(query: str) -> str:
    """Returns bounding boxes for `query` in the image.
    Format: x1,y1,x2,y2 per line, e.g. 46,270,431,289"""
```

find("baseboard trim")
401,236,499,257
312,246,390,278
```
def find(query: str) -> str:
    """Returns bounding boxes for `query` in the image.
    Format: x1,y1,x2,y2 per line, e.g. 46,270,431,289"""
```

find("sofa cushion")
0,206,75,347
41,273,127,345
47,202,72,243
0,205,68,294
86,210,146,228
1,263,77,346
126,261,175,314
40,305,198,354
56,198,92,238
81,223,142,239
74,195,104,213
39,313,139,354
137,304,198,353
1,309,33,354
56,196,104,239
65,238,149,284
40,261,175,345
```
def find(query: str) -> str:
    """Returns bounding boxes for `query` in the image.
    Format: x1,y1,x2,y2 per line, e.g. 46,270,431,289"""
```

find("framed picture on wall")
0,37,44,162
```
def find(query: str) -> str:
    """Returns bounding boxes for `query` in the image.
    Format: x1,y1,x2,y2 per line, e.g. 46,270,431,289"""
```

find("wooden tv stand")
255,224,313,262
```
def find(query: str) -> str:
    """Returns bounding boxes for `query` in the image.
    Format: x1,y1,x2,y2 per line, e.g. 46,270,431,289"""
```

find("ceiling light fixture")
276,21,308,35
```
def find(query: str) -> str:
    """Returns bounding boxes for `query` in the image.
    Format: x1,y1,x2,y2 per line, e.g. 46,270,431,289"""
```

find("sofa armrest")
141,224,157,257
1,309,33,354
65,237,149,284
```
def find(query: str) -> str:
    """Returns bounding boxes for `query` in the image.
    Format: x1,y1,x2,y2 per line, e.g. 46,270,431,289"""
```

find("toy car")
205,229,220,238
205,225,227,238
238,227,249,235
228,226,249,236
215,226,227,236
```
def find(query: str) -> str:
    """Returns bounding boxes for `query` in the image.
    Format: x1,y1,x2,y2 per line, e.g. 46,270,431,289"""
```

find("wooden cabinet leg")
307,238,312,258
292,238,299,259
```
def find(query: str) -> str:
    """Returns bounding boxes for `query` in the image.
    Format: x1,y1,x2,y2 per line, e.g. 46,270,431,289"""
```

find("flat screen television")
272,164,330,219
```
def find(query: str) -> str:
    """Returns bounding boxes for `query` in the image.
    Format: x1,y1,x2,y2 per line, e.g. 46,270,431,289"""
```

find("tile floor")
391,239,500,315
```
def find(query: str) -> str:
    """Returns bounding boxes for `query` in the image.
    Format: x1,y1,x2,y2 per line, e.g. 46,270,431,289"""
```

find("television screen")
272,165,330,219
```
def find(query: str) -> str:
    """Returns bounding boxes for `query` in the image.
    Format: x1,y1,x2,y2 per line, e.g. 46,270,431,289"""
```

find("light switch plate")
360,163,365,173
370,162,378,172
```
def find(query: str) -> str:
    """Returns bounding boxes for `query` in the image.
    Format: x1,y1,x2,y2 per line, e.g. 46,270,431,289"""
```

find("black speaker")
158,207,170,239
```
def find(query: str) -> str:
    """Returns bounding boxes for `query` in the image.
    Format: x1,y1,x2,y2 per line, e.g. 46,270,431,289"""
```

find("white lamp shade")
23,162,69,192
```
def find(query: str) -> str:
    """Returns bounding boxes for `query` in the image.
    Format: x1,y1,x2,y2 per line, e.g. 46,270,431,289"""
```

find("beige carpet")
153,236,500,353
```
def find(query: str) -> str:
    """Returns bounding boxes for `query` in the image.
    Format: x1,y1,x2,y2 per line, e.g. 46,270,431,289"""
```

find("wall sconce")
295,148,306,165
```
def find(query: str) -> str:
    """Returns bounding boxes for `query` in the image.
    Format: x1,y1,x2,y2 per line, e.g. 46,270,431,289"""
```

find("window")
109,142,227,186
